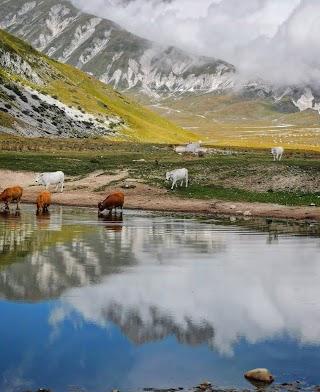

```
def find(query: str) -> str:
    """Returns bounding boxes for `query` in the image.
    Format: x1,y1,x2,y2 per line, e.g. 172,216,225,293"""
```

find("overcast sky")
70,0,320,86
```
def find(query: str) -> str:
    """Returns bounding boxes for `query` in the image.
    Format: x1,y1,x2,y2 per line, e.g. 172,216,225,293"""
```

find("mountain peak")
0,0,236,97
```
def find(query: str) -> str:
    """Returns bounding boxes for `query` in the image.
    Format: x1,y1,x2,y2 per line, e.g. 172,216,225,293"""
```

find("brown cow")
98,192,124,214
0,186,23,210
36,190,51,213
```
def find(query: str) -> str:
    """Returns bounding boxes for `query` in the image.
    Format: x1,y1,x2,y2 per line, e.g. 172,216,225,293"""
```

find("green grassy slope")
0,29,197,143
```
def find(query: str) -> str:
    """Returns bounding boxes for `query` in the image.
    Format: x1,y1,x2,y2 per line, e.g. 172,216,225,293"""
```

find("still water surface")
0,206,320,392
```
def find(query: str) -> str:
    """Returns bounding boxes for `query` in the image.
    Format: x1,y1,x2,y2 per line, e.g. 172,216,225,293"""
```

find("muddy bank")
1,169,320,221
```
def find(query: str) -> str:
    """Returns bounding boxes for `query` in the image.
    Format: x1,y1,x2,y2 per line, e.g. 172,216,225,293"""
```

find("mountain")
0,28,196,142
1,0,320,149
0,0,235,97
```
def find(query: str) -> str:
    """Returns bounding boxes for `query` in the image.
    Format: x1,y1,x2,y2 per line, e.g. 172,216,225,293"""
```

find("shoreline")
18,193,320,223
1,169,320,222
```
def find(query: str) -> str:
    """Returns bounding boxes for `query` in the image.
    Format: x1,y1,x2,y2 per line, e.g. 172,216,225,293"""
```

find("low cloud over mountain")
71,0,320,87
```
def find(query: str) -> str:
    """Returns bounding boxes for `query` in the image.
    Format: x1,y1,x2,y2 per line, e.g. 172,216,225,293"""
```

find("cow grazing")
36,190,52,213
271,146,284,161
0,186,23,210
35,171,64,192
98,192,124,214
166,168,188,190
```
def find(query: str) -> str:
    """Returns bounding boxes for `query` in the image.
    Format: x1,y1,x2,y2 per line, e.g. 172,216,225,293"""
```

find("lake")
0,206,319,392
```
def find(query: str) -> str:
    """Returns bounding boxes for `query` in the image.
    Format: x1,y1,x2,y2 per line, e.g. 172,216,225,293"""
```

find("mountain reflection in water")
0,207,319,392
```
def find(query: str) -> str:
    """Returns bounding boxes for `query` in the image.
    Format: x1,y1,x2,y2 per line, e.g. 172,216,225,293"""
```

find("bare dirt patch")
1,169,320,221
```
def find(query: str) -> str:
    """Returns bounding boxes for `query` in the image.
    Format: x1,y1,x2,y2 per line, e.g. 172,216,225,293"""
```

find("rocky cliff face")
0,40,124,138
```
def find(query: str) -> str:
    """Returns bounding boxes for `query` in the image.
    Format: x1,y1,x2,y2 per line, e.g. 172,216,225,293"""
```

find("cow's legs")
4,197,11,210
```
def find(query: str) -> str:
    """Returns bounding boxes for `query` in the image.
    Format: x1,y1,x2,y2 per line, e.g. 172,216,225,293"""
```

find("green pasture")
0,136,319,207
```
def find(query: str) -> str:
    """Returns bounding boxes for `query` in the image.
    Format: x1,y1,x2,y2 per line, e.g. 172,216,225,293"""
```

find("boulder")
198,381,212,391
244,368,275,384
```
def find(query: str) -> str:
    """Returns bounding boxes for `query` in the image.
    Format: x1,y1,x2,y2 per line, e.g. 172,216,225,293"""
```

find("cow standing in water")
98,192,124,215
36,190,52,213
0,186,23,210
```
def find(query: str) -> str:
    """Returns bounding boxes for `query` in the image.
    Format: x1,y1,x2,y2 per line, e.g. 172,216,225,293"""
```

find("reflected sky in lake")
0,207,319,392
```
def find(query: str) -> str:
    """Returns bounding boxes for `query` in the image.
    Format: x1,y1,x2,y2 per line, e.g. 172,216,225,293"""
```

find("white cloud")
70,0,320,85
50,225,320,357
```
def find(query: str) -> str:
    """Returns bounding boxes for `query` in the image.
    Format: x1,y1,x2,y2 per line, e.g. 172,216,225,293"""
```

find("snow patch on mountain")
77,30,112,67
0,1,36,29
0,14,17,29
0,1,37,29
60,17,102,61
17,2,36,16
37,5,79,51
273,87,292,102
99,50,234,95
293,88,314,111
99,51,124,83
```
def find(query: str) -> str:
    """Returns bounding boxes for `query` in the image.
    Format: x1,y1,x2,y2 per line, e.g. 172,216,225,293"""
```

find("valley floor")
2,169,320,222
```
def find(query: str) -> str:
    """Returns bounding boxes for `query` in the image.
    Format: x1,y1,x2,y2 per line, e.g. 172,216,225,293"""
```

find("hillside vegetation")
0,29,196,143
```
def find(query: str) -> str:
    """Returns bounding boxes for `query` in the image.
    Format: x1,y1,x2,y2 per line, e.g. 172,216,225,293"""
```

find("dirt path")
1,169,320,221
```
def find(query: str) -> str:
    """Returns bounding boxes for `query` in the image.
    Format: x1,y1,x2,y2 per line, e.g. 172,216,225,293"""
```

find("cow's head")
98,202,105,212
35,173,43,183
37,201,44,213
165,172,173,182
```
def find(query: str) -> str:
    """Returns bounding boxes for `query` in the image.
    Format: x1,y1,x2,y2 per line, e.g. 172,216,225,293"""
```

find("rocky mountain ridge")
0,0,235,98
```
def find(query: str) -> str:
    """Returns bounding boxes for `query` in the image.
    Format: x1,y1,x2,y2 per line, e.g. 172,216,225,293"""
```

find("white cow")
186,142,201,153
166,168,188,190
271,146,284,161
35,171,65,192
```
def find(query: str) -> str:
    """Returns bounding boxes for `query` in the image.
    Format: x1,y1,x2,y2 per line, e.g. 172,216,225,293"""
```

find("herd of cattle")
0,170,125,215
0,171,124,213
0,146,284,213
